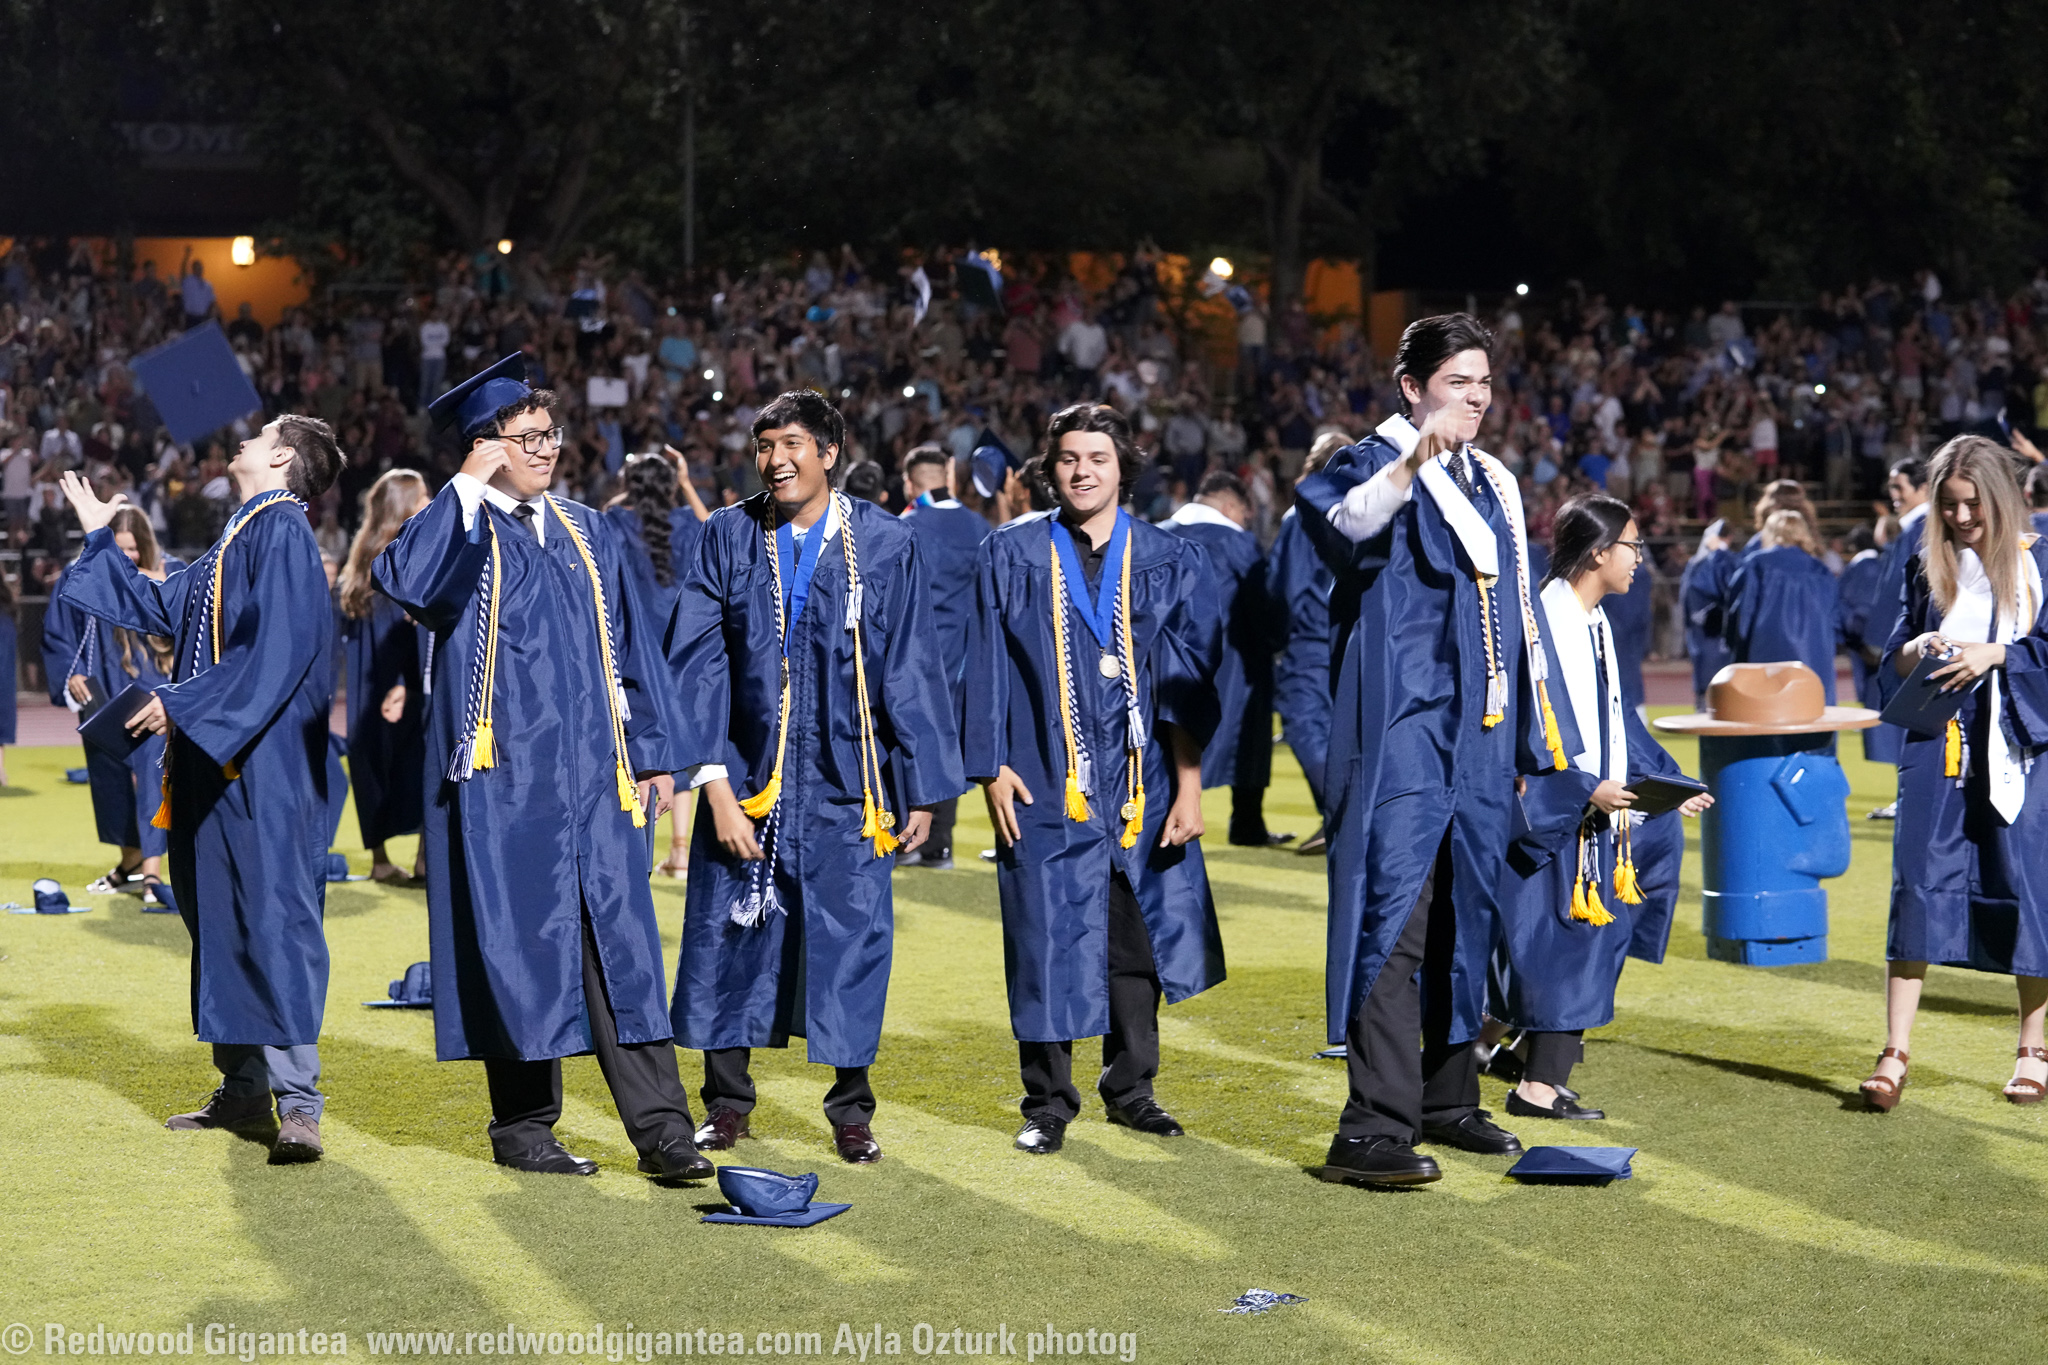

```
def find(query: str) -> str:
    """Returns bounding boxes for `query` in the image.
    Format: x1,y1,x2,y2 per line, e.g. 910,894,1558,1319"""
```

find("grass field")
2,717,2043,1364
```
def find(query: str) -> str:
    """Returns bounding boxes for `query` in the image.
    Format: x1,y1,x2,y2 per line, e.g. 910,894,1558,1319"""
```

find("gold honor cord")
739,495,898,858
153,493,303,830
465,519,504,771
544,496,646,827
1048,523,1145,848
1471,455,1568,771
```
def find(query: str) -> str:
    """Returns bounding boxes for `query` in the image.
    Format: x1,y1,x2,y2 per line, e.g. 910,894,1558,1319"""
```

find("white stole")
1541,578,1627,783
1942,546,2043,823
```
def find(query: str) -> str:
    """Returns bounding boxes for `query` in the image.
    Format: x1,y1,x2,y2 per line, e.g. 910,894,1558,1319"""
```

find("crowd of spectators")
7,233,2048,689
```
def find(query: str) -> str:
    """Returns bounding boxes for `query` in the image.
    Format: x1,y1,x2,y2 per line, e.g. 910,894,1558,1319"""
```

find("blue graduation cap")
364,961,433,1009
1506,1145,1638,1183
142,882,178,915
429,354,532,441
702,1166,850,1228
6,879,90,915
130,322,263,446
960,252,1004,313
970,427,1018,500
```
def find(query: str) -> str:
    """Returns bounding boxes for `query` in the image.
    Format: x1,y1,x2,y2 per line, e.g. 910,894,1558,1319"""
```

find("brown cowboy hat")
1653,662,1880,736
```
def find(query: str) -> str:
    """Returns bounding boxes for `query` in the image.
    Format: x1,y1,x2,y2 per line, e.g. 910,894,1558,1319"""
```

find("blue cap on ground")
365,961,432,1009
1506,1145,1638,1182
428,354,533,441
701,1166,849,1227
34,879,73,914
130,323,263,446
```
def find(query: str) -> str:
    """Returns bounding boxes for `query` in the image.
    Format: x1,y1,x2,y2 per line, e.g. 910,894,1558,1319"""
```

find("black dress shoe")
1014,1115,1067,1154
1505,1088,1606,1121
693,1105,751,1151
165,1087,273,1132
1319,1135,1441,1186
1419,1108,1523,1155
495,1139,598,1175
1228,828,1295,847
834,1123,883,1163
638,1137,716,1183
1104,1096,1184,1136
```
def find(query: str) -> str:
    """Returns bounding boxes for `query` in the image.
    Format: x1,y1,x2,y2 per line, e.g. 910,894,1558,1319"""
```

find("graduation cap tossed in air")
702,1166,850,1227
428,353,533,441
1506,1145,1638,1184
970,427,1019,500
130,322,263,446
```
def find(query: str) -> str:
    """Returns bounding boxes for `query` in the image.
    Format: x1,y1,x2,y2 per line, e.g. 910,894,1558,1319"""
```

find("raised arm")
372,481,491,635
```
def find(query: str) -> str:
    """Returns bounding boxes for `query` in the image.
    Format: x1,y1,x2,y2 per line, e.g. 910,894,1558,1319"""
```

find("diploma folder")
78,684,155,760
1623,774,1709,817
1878,650,1975,738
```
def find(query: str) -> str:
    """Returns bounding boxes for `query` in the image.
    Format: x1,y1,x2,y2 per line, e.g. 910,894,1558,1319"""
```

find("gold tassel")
740,769,782,821
1570,874,1589,921
862,795,900,856
1119,781,1146,850
1537,680,1568,771
1944,716,1963,778
152,795,172,830
616,762,646,827
1614,856,1645,905
1579,879,1615,926
1064,768,1093,822
222,760,240,780
469,718,496,771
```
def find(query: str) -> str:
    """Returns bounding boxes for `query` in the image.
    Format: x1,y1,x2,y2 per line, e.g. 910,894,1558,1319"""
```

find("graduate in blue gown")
1491,497,1710,1121
1837,524,1887,738
1294,314,1562,1187
666,390,962,1165
376,356,713,1183
1162,470,1290,847
1861,438,2048,1110
896,443,990,869
964,402,1223,1154
1863,460,1932,775
607,450,708,880
1679,522,1735,706
40,508,184,904
336,469,430,883
55,417,344,1162
1267,496,1334,833
1725,510,1843,702
1604,554,1654,712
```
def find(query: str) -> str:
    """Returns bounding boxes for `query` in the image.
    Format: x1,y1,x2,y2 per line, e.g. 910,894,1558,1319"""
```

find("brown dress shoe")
693,1106,752,1150
833,1123,882,1163
271,1113,323,1163
165,1087,274,1132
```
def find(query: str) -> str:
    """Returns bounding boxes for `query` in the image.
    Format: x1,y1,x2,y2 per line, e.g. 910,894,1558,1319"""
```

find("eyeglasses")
1616,538,1649,557
506,425,566,455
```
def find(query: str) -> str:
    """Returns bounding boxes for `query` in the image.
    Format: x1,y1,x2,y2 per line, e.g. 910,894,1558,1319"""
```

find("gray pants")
214,1043,324,1120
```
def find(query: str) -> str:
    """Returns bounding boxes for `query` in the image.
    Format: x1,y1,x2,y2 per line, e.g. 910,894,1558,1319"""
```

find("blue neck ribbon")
775,510,830,654
1050,511,1128,651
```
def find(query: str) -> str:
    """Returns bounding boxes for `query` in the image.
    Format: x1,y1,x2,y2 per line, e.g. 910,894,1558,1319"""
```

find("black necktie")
1445,449,1476,499
512,502,540,542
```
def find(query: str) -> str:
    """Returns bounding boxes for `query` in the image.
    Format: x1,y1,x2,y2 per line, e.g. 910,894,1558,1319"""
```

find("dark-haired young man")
964,403,1225,1154
898,443,989,868
1861,456,1931,792
667,390,961,1164
57,416,345,1162
1297,314,1557,1186
1161,469,1289,847
376,355,714,1183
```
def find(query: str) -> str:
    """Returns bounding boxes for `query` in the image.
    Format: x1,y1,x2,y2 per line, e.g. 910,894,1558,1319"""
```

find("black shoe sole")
269,1141,322,1165
1420,1133,1524,1156
1317,1163,1441,1186
1015,1142,1064,1154
640,1164,716,1184
1106,1116,1184,1136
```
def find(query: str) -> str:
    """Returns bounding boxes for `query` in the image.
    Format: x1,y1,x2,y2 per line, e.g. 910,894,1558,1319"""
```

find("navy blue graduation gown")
1837,549,1889,759
899,496,990,713
1266,509,1334,810
60,506,334,1046
962,512,1226,1043
1495,611,1687,1033
41,561,185,853
1296,437,1555,1048
340,593,427,848
1725,545,1841,702
666,494,964,1067
375,485,677,1062
1680,549,1734,698
607,505,706,634
1163,514,1279,791
1877,543,2048,976
1605,563,1653,711
1862,513,1928,765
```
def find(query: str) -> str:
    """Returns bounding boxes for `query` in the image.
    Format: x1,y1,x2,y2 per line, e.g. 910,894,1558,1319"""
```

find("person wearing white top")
1865,436,2048,1111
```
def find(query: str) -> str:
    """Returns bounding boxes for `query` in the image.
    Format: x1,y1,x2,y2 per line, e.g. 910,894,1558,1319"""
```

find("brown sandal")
1860,1047,1909,1111
2003,1046,2047,1105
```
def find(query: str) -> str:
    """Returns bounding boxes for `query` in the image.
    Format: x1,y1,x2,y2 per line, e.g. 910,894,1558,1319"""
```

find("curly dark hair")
1028,402,1142,505
623,455,679,588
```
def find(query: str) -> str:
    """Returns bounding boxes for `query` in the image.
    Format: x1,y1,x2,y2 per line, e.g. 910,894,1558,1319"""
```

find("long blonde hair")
107,507,175,678
1759,508,1820,558
1922,435,2029,622
338,470,428,618
1752,478,1817,533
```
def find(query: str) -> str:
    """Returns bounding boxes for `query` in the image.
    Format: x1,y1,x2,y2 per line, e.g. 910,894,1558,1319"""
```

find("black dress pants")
700,1049,876,1126
483,913,697,1159
926,795,958,857
1522,1030,1585,1087
1019,872,1160,1121
1336,830,1481,1141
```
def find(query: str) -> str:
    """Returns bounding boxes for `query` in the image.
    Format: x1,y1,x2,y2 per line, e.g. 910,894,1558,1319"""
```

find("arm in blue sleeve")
1150,541,1224,749
57,528,189,638
961,539,1010,784
371,484,490,635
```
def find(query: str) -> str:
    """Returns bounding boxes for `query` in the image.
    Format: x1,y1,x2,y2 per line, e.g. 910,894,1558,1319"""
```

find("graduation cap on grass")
130,323,263,446
970,427,1018,500
702,1166,850,1227
5,879,90,915
364,961,433,1009
429,354,533,441
1506,1145,1637,1183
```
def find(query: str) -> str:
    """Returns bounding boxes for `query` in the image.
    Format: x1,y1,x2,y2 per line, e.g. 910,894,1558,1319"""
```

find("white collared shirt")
1159,499,1245,533
451,471,548,546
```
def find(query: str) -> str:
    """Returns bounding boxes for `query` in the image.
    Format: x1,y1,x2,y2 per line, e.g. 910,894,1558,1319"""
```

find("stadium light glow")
1814,383,1827,395
496,239,514,255
703,369,715,380
1209,257,1233,279
230,236,256,267
1515,282,1530,296
712,390,723,401
903,385,917,399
